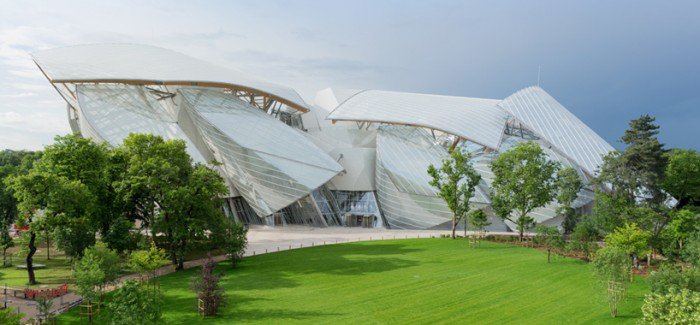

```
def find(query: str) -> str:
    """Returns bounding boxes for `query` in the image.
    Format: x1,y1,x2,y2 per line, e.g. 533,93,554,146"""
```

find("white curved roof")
326,90,508,149
497,86,614,176
31,44,309,111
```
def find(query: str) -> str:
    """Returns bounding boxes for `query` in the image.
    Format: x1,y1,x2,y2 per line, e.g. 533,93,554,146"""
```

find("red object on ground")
23,284,69,300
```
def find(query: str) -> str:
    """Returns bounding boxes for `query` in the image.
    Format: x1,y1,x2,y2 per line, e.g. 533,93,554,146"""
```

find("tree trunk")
464,219,467,238
2,248,6,267
46,233,50,260
27,231,37,285
451,216,457,239
547,249,551,263
169,244,178,268
518,227,524,242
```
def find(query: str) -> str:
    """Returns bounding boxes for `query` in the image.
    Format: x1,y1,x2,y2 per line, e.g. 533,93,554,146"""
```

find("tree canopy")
490,141,560,240
428,147,482,239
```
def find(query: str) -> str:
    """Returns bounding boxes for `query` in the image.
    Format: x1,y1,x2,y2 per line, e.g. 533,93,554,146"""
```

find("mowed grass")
0,249,74,288
59,239,648,324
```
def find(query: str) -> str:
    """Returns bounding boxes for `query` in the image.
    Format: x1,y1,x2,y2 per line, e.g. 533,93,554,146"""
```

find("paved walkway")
1,287,82,323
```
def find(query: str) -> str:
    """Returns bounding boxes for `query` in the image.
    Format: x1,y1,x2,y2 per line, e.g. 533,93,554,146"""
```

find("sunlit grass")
58,239,648,324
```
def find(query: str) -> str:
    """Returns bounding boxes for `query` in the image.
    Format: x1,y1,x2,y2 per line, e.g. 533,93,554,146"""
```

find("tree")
0,228,13,267
591,191,633,234
38,135,116,239
128,242,169,323
662,149,700,208
224,218,248,268
567,217,599,260
5,171,93,284
74,243,120,322
192,255,225,316
467,209,491,247
115,134,227,269
642,288,700,324
534,225,564,263
490,141,560,241
595,115,670,246
592,246,632,318
0,150,33,266
667,209,699,252
555,167,583,233
128,242,170,284
598,115,667,205
604,223,651,270
107,280,162,325
83,242,121,285
428,147,482,239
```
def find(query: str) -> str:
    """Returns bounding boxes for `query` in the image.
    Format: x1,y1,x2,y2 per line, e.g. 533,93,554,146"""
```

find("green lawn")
0,250,74,288
58,239,648,324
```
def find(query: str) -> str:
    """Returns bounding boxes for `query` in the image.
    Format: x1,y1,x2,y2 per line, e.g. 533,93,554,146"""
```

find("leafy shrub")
682,231,700,267
0,307,22,324
567,218,599,260
604,223,651,267
534,225,564,263
225,220,248,268
192,256,225,316
107,280,162,325
102,217,137,253
649,264,700,293
642,288,700,324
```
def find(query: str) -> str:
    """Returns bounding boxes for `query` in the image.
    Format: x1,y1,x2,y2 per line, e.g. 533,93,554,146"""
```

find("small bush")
192,256,225,316
683,231,700,267
225,220,248,268
108,280,162,324
648,264,700,293
642,288,700,324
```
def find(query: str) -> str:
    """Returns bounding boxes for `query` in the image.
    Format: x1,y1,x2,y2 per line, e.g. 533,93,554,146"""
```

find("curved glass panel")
179,88,343,217
76,84,205,163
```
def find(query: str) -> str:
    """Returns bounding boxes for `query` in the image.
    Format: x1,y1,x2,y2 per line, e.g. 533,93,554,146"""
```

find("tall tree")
0,150,34,260
38,135,119,241
662,149,700,208
427,147,482,239
490,141,560,241
556,167,583,233
5,171,93,284
597,115,667,205
620,115,667,204
115,134,227,269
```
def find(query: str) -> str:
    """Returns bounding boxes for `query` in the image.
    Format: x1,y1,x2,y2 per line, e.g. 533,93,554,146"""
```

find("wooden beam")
48,78,310,113
449,137,461,152
61,83,77,100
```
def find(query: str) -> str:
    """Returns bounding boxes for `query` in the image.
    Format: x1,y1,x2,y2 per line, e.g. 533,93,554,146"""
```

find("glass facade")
179,88,343,218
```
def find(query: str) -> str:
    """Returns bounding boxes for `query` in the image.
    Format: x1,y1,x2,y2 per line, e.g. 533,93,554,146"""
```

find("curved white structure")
34,44,614,231
32,44,308,112
328,90,508,149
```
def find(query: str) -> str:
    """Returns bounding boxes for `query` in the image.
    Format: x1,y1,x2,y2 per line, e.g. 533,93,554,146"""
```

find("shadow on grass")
161,295,343,323
221,242,423,291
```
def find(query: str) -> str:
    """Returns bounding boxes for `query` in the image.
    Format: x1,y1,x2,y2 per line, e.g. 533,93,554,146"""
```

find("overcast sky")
0,0,698,151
